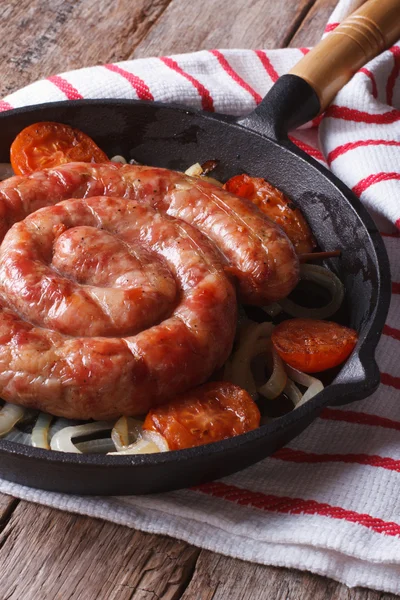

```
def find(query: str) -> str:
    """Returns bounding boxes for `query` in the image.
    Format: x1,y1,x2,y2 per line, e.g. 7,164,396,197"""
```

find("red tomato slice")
272,318,358,373
10,122,109,175
143,381,260,450
224,174,316,254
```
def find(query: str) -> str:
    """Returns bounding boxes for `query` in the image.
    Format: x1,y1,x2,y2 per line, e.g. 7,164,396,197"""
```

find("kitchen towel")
1,0,400,593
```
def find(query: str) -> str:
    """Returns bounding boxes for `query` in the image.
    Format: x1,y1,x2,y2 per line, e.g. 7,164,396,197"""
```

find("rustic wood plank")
133,0,314,58
289,0,338,47
0,493,18,525
180,551,399,600
0,0,172,98
0,500,200,600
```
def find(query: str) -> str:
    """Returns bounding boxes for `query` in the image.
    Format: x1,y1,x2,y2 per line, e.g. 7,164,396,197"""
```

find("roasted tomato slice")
143,381,260,450
272,318,358,373
10,122,109,175
224,174,316,254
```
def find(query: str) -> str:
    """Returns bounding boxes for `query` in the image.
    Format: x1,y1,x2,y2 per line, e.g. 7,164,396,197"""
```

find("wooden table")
0,1,398,598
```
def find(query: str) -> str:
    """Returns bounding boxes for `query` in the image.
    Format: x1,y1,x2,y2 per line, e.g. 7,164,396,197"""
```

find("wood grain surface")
0,0,172,98
181,551,398,600
133,0,313,57
0,493,17,526
0,1,398,599
289,0,338,46
0,502,200,600
0,500,397,600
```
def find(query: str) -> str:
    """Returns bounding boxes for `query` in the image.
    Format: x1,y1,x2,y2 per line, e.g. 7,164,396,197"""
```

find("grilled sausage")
0,196,237,419
0,162,299,304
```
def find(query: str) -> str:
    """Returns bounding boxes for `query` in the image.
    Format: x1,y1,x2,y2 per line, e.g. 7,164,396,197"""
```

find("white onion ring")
108,430,168,455
229,321,274,398
0,403,25,436
31,413,53,449
285,364,324,408
184,163,223,187
283,379,303,406
111,416,144,451
143,430,169,451
185,162,203,176
258,349,287,400
49,418,77,438
50,421,114,453
280,264,344,319
110,155,127,164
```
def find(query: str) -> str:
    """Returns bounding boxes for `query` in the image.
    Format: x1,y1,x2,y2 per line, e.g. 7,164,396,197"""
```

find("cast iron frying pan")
0,0,397,494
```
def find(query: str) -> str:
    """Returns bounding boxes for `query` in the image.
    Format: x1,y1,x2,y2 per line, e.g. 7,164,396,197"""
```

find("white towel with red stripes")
1,0,400,594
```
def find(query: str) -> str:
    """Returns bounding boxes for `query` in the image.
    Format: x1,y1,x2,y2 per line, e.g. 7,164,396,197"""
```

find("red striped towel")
1,0,400,593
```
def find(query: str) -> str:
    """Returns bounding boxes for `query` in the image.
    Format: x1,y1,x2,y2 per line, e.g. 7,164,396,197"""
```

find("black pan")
0,0,396,494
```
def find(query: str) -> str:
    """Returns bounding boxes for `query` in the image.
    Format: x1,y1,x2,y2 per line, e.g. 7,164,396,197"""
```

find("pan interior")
0,100,389,491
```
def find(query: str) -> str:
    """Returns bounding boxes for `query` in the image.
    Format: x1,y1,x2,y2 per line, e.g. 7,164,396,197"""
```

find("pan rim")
0,99,391,470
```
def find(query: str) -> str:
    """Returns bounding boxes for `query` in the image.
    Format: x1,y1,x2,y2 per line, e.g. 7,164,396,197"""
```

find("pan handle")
237,0,400,139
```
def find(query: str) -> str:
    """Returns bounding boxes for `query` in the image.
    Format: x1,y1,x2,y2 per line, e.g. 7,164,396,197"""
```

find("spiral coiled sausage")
0,162,299,304
0,162,299,419
0,196,237,419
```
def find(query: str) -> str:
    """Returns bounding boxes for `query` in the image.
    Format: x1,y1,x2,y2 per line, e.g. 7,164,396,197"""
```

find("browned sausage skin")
0,162,299,304
0,162,299,419
0,196,237,419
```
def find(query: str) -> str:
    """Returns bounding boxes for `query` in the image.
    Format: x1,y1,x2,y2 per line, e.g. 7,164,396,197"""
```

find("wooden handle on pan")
289,0,400,111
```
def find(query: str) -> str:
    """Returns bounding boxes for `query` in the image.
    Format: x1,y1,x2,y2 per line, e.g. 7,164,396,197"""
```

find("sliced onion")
0,403,25,436
49,418,78,439
258,349,287,400
50,421,114,453
110,155,127,164
230,321,274,398
143,430,169,451
31,413,53,449
108,438,159,455
238,321,274,344
280,264,345,319
185,162,203,176
184,163,223,186
75,438,116,454
284,364,324,408
108,430,169,455
284,379,303,406
111,416,143,451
